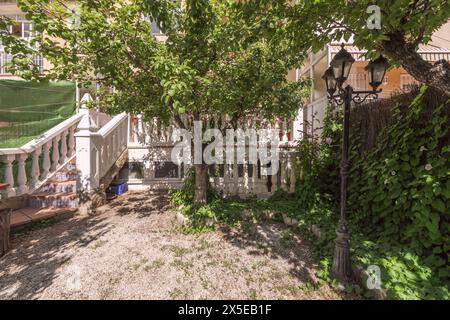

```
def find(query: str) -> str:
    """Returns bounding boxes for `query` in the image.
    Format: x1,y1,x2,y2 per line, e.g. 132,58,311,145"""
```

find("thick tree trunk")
380,33,450,97
194,163,209,204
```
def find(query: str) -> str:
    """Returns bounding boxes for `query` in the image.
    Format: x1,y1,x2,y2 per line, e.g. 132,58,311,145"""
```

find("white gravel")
0,191,350,300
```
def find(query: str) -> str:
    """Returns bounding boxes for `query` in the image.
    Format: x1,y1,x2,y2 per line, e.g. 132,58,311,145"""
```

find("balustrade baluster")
16,153,29,195
282,119,289,142
67,126,75,158
30,147,42,191
289,154,296,193
233,154,238,195
112,133,117,159
51,135,60,172
41,141,51,180
252,163,258,194
131,116,137,143
60,130,68,164
137,115,144,144
243,158,249,196
2,155,16,197
280,156,288,191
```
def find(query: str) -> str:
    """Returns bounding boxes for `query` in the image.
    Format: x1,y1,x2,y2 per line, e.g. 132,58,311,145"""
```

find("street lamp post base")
331,222,353,283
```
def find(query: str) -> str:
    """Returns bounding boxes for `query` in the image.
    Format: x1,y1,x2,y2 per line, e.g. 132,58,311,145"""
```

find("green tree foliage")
240,0,450,96
292,86,449,299
6,0,309,202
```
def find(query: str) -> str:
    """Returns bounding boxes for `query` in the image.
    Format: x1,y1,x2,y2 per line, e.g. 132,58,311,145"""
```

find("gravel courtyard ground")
0,191,352,300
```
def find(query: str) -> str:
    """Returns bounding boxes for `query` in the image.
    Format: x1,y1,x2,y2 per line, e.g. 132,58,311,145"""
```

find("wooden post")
0,201,11,258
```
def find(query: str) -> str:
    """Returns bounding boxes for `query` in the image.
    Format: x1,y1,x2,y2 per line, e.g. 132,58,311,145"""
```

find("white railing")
126,114,296,196
75,108,128,193
128,115,174,145
209,146,297,198
0,93,297,199
0,114,83,197
128,115,295,146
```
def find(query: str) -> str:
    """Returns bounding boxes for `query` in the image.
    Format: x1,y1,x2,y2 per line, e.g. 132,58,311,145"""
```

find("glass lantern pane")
373,69,384,83
332,65,341,80
343,62,352,79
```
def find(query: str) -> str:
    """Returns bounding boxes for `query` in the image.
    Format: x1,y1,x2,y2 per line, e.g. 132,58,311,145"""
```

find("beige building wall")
297,20,450,140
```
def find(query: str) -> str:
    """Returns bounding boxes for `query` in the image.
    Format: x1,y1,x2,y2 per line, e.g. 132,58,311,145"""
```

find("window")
154,161,180,179
141,15,164,35
10,22,22,37
400,74,419,91
0,52,12,74
6,21,33,39
22,22,33,40
0,20,42,74
150,21,162,35
32,54,43,73
118,162,145,180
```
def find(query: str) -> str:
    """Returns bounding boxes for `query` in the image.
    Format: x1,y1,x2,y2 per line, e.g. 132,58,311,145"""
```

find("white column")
2,155,16,197
75,111,98,192
16,153,29,195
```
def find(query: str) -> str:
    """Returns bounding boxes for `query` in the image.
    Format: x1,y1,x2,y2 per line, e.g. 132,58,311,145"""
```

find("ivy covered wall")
294,86,449,299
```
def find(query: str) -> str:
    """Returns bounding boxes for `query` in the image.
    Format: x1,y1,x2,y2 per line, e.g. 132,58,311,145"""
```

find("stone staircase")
10,159,78,232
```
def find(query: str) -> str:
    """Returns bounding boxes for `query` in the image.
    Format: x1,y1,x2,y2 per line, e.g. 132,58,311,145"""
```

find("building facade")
297,21,450,139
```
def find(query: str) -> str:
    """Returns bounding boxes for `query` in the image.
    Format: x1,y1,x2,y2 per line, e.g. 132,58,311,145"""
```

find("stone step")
29,192,79,208
40,180,77,193
11,207,77,232
51,170,78,182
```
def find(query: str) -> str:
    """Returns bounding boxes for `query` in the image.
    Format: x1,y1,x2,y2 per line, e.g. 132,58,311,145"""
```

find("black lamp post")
323,44,388,283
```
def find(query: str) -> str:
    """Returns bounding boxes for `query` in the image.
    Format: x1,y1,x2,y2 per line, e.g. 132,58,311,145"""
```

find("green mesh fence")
0,80,76,148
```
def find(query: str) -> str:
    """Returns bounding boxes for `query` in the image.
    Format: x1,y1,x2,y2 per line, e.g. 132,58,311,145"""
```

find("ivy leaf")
431,199,446,213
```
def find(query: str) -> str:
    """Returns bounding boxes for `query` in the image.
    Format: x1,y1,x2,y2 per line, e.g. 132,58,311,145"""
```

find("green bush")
290,86,449,299
169,87,449,299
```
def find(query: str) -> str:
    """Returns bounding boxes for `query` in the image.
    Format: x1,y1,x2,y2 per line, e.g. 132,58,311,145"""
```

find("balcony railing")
0,52,43,75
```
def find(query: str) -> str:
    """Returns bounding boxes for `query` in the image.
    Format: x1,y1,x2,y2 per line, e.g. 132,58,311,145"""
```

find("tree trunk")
379,32,450,97
194,163,209,204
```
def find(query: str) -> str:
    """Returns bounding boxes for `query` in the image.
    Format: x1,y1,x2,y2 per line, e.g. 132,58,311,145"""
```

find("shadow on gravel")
0,215,110,299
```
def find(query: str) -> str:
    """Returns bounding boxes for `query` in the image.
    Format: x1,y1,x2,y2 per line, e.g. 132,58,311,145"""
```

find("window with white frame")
0,52,13,74
150,21,163,35
154,161,181,179
0,19,43,74
400,74,419,91
141,15,164,35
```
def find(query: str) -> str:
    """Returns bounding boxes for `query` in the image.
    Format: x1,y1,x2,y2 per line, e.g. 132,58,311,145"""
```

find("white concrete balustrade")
126,114,297,197
0,114,84,198
1,96,298,199
75,96,128,193
209,145,297,198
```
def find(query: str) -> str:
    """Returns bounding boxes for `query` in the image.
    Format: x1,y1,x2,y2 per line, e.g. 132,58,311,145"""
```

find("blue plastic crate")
106,182,128,195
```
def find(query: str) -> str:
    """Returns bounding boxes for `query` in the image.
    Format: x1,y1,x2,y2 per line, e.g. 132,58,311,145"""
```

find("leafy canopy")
9,0,308,127
238,0,450,95
241,0,450,59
